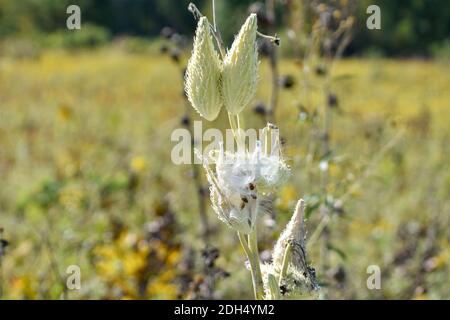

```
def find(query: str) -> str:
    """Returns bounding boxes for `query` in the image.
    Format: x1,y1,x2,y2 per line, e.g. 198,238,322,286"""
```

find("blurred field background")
0,0,449,299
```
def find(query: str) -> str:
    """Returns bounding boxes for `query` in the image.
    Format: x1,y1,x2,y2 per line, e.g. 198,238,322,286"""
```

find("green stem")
238,232,261,300
236,114,245,150
228,112,236,136
248,228,264,299
212,0,217,32
228,112,244,151
278,242,292,288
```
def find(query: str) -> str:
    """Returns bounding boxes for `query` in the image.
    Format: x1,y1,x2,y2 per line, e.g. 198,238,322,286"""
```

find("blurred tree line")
0,0,449,56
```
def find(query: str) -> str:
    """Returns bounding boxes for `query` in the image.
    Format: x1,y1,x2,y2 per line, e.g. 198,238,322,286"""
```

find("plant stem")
236,114,245,150
278,242,292,288
238,232,260,300
227,112,237,140
188,2,226,58
265,0,279,122
212,0,217,32
228,112,245,151
248,227,264,299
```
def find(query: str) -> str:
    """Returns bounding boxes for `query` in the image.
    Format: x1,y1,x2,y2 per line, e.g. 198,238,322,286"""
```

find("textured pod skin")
222,14,259,115
272,200,305,269
185,17,223,121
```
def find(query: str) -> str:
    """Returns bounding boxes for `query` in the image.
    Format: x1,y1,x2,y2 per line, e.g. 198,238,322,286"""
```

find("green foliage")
0,0,89,35
0,0,449,55
354,0,450,56
45,24,111,49
0,0,205,37
431,39,450,61
0,37,41,59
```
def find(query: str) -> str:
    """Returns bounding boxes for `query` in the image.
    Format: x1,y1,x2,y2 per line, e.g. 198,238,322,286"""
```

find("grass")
0,48,449,299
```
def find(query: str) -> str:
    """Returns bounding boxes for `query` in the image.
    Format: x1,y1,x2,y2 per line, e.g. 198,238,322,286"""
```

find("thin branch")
212,0,217,32
257,31,280,46
188,2,225,58
264,0,280,123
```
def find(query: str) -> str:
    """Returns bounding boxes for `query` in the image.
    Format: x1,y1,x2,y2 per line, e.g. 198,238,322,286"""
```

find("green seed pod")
185,17,223,121
222,14,259,115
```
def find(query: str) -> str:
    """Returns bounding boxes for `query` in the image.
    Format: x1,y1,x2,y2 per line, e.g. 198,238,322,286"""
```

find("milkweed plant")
185,6,319,300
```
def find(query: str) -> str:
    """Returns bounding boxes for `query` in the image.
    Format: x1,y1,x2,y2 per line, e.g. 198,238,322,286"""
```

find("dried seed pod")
170,47,181,63
160,26,175,39
315,65,327,76
327,93,339,108
253,101,267,116
222,14,259,115
180,115,190,127
279,75,295,89
159,44,169,54
185,17,223,121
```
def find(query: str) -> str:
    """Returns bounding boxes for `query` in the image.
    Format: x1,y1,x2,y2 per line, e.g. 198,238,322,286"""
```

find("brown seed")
249,183,255,190
241,197,248,203
251,195,257,199
240,202,246,210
